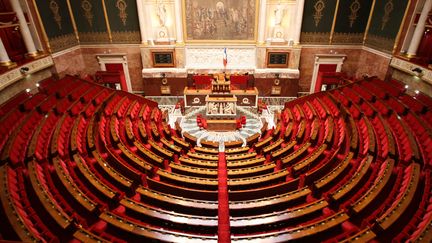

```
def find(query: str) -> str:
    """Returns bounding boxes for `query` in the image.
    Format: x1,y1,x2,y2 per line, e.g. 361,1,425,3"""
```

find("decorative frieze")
0,56,54,91
390,57,432,85
185,47,256,70
49,33,79,53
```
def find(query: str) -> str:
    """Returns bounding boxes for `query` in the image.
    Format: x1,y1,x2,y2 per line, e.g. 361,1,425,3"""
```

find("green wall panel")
104,0,141,43
365,0,409,52
333,0,373,44
70,0,109,43
301,0,338,44
34,0,78,52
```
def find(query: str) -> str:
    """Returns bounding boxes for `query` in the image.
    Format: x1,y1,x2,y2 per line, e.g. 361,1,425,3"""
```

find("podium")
205,95,237,117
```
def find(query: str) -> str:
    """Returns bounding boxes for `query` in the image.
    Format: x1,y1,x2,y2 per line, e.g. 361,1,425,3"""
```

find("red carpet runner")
217,152,231,242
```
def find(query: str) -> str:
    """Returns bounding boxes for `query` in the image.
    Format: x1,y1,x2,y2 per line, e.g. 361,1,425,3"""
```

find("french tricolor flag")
223,48,228,68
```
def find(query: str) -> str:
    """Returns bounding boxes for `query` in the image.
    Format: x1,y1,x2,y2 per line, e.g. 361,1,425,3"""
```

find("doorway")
310,54,346,93
97,54,132,92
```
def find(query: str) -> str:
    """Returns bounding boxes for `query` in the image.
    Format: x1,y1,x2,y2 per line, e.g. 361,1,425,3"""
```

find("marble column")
293,0,305,45
9,0,37,56
0,38,14,66
136,0,149,44
407,0,432,56
144,2,155,44
174,0,184,44
257,0,267,44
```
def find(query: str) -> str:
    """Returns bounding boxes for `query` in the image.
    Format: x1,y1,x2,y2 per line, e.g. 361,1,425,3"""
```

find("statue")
274,3,284,26
224,102,234,114
271,3,285,42
157,0,167,27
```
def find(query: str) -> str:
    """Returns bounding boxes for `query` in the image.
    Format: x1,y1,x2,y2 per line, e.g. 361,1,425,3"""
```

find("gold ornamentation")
116,0,128,26
81,0,94,28
365,34,395,53
349,0,361,28
332,32,363,44
111,31,141,43
300,32,330,43
313,0,325,27
381,0,394,30
49,33,79,52
79,32,110,43
49,0,62,30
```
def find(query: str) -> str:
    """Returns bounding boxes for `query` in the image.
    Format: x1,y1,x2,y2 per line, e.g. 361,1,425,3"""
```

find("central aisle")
217,151,230,242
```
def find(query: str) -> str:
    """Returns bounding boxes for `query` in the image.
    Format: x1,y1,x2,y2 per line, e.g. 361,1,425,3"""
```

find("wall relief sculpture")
184,0,257,42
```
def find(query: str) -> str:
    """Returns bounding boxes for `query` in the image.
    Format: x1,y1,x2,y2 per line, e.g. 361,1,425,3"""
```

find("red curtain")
417,27,432,64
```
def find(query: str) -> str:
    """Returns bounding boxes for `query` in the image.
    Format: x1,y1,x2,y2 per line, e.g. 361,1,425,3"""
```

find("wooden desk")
229,187,311,210
206,119,237,131
0,165,42,242
73,228,110,243
73,154,118,200
137,186,218,214
100,212,218,242
330,155,372,202
376,163,420,230
120,198,218,228
231,211,349,242
351,159,394,214
314,152,353,190
28,161,72,229
53,156,97,212
230,199,328,228
184,87,258,107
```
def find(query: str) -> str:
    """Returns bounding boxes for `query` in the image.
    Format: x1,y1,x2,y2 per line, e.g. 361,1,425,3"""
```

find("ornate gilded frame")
266,50,289,68
151,50,176,67
182,0,259,43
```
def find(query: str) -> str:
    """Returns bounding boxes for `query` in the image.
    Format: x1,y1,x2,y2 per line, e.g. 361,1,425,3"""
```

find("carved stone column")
407,0,432,57
9,0,38,56
0,38,15,67
136,0,149,44
257,0,267,44
174,0,183,44
293,0,305,45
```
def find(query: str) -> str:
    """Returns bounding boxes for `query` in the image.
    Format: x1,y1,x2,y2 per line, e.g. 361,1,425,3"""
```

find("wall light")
412,67,423,77
25,88,31,93
20,67,29,74
415,90,420,94
404,85,409,89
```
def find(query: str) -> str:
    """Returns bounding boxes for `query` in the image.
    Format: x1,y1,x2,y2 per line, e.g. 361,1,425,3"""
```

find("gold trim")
365,34,394,53
49,33,78,52
79,32,110,43
111,31,140,43
363,0,376,44
81,0,94,27
26,51,40,58
116,0,128,26
32,0,51,53
349,0,361,28
393,0,411,54
0,60,17,68
313,0,326,27
182,0,259,44
301,32,330,44
66,0,80,42
151,49,176,68
266,50,289,68
381,0,394,30
102,0,112,43
332,32,363,44
329,0,340,44
49,0,62,30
